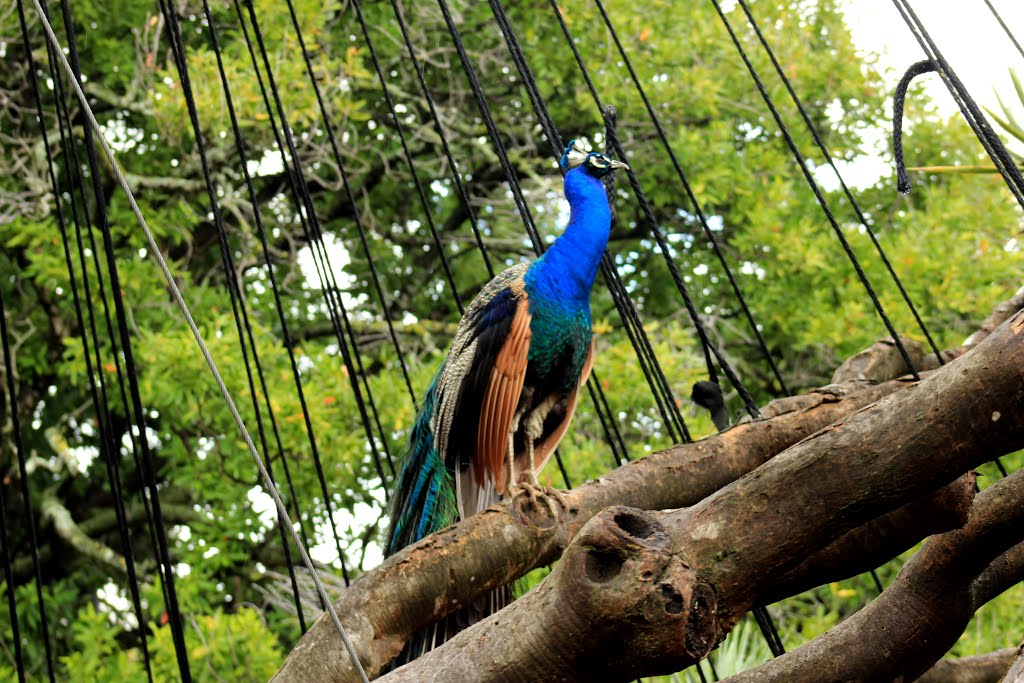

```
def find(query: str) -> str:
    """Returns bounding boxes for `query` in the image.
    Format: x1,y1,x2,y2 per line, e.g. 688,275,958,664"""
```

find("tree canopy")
1,0,1022,679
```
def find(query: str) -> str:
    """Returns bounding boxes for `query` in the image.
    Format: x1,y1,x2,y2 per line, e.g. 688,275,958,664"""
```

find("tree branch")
723,471,1024,683
914,648,1019,683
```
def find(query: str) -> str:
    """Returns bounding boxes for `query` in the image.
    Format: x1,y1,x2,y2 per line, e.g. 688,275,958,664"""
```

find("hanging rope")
233,0,392,578
33,0,166,625
892,59,941,194
0,457,24,682
591,0,790,398
891,0,1024,212
26,4,371,678
0,265,56,683
280,0,420,412
710,0,923,386
735,0,944,369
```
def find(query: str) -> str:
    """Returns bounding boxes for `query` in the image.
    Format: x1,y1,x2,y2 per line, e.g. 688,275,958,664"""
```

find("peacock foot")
509,477,567,525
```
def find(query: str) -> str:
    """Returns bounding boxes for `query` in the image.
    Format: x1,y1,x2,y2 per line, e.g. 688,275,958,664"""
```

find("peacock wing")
431,263,530,518
476,296,531,496
530,338,594,475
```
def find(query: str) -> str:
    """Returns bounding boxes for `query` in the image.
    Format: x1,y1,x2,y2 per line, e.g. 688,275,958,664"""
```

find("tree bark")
914,649,1019,683
722,473,1024,683
762,471,976,605
1001,641,1024,683
377,310,1024,682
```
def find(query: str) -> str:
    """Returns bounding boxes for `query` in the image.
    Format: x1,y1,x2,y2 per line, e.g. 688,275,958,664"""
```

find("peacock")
384,139,627,663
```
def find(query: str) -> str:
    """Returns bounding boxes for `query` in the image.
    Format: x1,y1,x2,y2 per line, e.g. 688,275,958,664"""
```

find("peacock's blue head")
560,138,629,178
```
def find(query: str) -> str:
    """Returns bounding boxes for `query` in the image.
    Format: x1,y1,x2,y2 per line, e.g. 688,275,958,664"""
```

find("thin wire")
155,0,308,630
710,0,922,385
735,0,944,369
17,0,155,674
27,5,371,679
983,0,1024,63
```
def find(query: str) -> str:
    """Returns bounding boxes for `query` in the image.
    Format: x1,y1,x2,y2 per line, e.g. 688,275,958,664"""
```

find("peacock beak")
609,159,629,171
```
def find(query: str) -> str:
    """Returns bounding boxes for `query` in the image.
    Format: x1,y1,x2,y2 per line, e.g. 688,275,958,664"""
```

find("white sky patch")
809,1,1024,192
246,148,285,177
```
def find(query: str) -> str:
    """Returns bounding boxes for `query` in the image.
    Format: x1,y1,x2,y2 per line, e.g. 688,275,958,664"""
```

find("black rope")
590,0,790,398
0,447,23,682
487,0,691,445
547,0,761,423
388,0,495,280
17,1,156,674
889,2,1015,480
736,0,944,369
0,275,55,683
194,1,333,596
281,0,420,411
35,0,165,614
156,0,309,629
584,0,790,655
984,0,1024,61
232,0,370,583
720,0,905,599
350,0,464,315
892,0,1024,212
55,0,194,676
892,59,941,194
710,0,923,386
236,0,396,493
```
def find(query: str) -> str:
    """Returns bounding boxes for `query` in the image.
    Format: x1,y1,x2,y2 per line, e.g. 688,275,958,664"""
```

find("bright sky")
842,0,1024,117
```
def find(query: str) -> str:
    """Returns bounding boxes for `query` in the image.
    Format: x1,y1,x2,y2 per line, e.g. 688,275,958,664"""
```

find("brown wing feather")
532,339,595,474
476,298,532,494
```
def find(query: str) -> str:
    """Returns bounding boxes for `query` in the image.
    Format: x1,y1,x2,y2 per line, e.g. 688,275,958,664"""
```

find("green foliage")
1,0,1021,677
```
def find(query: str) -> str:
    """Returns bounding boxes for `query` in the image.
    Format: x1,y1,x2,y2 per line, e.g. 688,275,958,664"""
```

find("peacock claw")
509,479,566,522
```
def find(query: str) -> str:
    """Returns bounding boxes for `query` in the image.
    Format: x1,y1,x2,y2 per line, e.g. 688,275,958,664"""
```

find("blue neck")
530,167,611,302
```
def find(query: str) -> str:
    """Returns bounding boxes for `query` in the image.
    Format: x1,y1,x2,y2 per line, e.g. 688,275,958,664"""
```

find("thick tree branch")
761,471,977,604
271,377,908,681
1001,641,1024,683
916,649,1019,683
723,471,1024,683
380,310,1024,681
